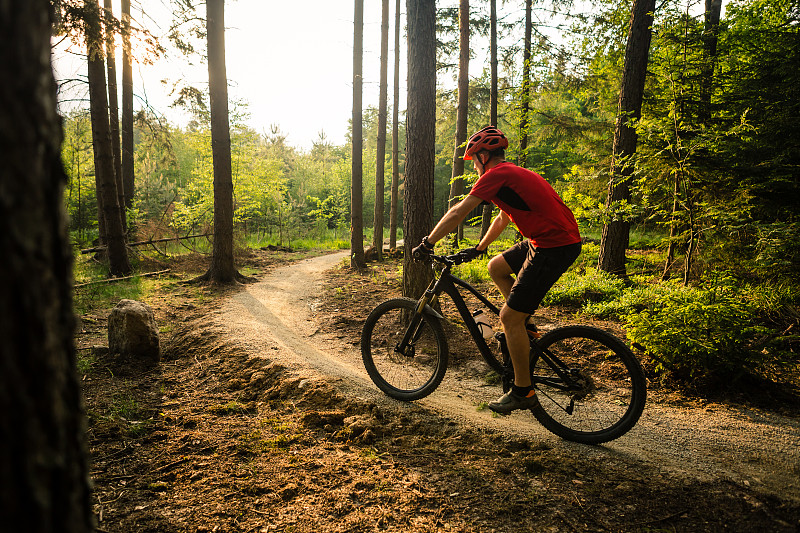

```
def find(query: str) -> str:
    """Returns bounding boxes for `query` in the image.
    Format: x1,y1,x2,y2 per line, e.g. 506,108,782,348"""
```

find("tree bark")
448,0,469,244
389,0,402,250
403,0,436,298
103,0,125,225
597,0,656,277
372,0,390,260
699,0,722,122
87,0,131,276
0,1,94,530
204,0,240,283
480,0,498,238
121,0,135,210
351,0,367,268
517,0,532,168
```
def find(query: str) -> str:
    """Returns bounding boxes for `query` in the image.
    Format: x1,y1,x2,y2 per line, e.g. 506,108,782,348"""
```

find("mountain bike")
360,252,646,444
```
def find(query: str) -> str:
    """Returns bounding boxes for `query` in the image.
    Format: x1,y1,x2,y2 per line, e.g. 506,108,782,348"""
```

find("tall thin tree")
518,0,532,168
351,0,367,268
372,0,390,260
597,0,657,277
202,0,243,283
1,1,94,530
389,0,402,250
87,0,130,276
448,0,470,243
103,0,125,224
403,0,436,298
699,0,723,122
480,0,498,238
121,0,134,210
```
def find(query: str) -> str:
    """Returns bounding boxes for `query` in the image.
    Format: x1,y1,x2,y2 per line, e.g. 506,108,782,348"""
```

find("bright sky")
53,0,403,151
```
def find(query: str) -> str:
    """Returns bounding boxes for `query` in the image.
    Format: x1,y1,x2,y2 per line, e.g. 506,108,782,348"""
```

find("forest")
54,0,799,390
2,0,799,531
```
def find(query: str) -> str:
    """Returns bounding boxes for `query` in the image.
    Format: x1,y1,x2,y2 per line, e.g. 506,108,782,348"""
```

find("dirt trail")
219,251,800,502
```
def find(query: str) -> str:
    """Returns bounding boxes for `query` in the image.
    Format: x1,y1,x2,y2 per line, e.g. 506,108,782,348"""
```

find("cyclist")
412,126,582,415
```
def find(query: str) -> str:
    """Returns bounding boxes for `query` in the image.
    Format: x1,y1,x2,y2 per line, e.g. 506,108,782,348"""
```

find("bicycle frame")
399,255,582,393
399,257,505,374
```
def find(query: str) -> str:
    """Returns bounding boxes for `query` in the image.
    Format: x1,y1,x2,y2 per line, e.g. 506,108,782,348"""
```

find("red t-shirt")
469,162,581,248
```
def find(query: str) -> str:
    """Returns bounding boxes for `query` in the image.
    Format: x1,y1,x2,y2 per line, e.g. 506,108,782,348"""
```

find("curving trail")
219,251,800,502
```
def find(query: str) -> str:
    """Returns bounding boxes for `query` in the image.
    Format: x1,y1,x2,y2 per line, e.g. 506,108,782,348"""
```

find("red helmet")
463,126,508,160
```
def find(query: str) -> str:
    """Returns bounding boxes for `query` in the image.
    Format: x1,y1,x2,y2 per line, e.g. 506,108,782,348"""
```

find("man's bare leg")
488,254,514,299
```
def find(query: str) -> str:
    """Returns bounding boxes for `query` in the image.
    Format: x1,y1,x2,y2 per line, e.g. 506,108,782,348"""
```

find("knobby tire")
529,325,646,444
361,298,449,401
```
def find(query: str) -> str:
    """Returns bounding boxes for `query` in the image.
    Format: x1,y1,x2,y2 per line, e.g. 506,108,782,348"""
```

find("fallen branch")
74,269,170,288
80,233,212,254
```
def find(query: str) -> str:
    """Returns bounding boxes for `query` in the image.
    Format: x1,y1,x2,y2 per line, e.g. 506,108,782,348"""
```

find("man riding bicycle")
412,126,582,415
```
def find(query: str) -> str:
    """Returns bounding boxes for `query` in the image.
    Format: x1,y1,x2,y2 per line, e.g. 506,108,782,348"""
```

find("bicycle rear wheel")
361,298,449,401
530,325,646,444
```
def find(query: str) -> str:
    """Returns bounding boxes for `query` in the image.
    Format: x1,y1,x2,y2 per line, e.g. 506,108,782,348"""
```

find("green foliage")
543,267,625,308
73,265,147,315
625,276,798,384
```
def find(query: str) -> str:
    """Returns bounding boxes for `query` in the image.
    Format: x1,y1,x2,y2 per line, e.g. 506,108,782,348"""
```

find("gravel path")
219,251,800,502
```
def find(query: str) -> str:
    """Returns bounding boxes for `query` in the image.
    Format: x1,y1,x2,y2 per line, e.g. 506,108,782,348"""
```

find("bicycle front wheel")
530,325,646,444
361,298,449,401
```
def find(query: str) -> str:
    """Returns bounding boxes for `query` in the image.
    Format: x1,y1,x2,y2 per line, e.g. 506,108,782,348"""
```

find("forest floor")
76,248,800,532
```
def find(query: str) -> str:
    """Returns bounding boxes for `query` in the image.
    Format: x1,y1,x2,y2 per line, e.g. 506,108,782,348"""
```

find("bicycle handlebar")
424,252,471,266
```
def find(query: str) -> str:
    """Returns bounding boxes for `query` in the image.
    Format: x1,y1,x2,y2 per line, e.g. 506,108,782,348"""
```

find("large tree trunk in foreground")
598,0,656,277
0,1,94,531
203,0,242,283
351,0,367,268
87,0,131,276
403,0,436,298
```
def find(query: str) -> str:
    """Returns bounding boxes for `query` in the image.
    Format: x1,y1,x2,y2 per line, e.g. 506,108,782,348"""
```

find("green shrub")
582,276,680,319
543,267,625,308
624,277,797,384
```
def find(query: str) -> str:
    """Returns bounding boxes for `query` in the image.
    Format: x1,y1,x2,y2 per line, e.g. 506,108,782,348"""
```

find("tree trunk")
351,0,367,268
389,0,402,250
597,0,656,277
662,169,681,280
87,0,131,276
480,0,498,239
517,0,532,168
121,0,134,210
103,0,125,227
403,0,436,298
448,0,469,244
699,0,722,122
203,0,240,283
372,0,390,260
0,2,94,530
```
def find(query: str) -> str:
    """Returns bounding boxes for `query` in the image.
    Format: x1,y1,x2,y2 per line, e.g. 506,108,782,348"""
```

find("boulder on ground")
108,299,160,363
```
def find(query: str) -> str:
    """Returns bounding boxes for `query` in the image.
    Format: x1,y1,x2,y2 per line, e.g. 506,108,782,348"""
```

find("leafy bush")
542,267,625,308
582,276,680,319
624,276,798,384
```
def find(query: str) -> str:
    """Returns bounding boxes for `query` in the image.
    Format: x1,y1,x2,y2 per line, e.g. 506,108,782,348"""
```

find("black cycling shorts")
501,240,582,314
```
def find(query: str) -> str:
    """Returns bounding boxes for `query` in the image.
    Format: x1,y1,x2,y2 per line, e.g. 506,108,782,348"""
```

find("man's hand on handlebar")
412,236,435,262
456,246,486,263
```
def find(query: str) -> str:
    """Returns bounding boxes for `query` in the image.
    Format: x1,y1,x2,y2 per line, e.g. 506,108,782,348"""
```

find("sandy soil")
81,249,800,532
219,251,800,503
